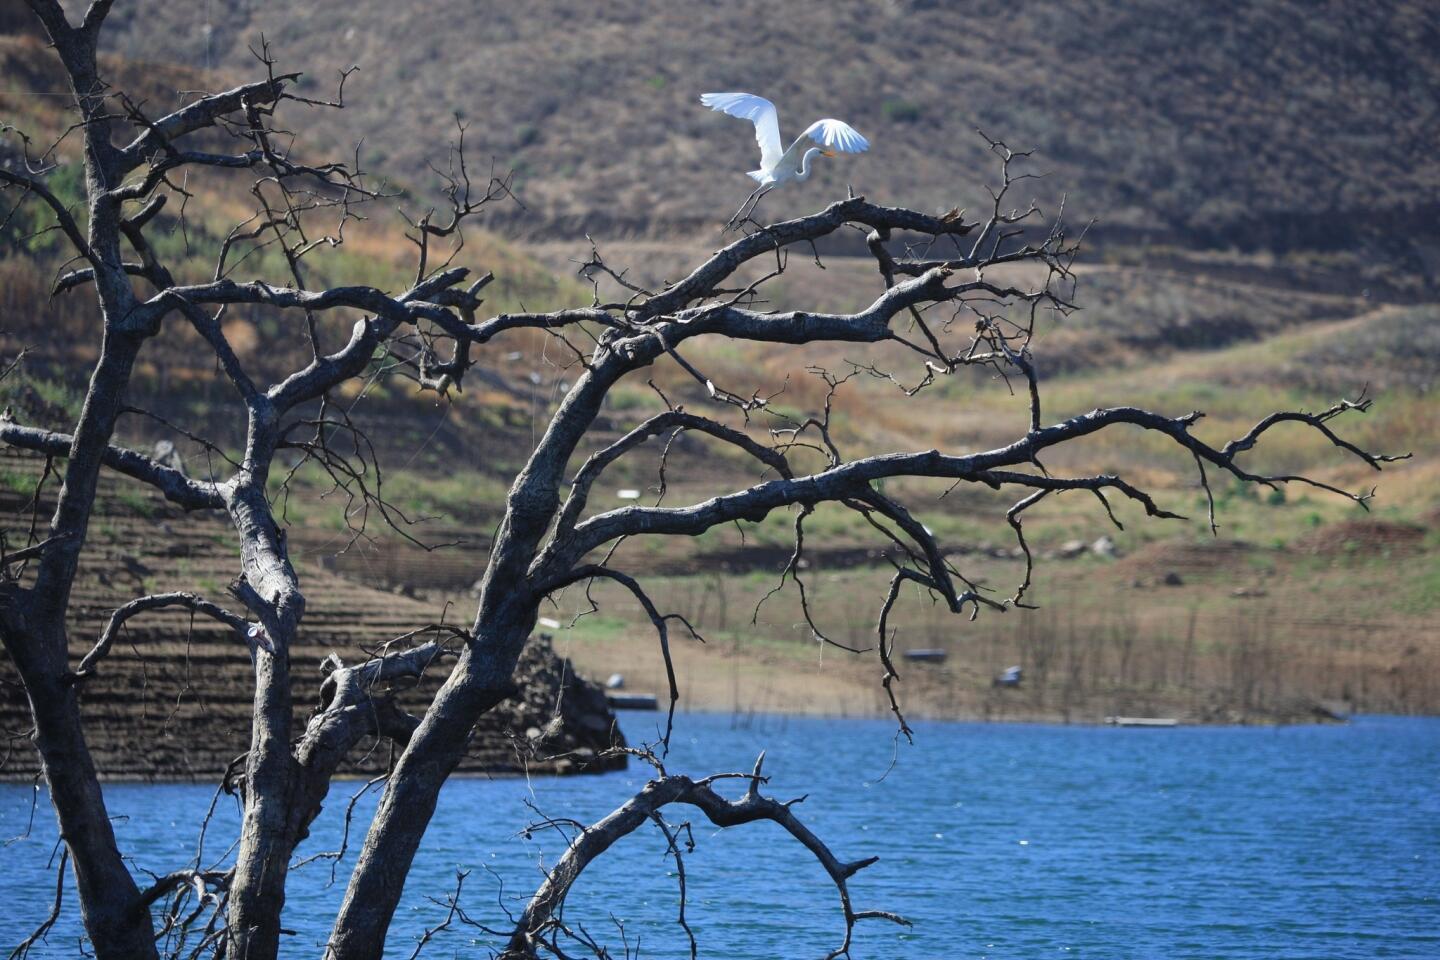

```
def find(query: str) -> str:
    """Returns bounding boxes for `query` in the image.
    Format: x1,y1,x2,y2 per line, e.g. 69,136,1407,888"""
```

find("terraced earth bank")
0,452,624,780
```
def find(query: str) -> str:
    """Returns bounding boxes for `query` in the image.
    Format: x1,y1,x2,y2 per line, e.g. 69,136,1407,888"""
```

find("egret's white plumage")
699,92,869,188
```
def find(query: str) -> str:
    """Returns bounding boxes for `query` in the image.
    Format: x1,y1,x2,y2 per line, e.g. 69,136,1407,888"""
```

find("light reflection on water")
2,714,1437,959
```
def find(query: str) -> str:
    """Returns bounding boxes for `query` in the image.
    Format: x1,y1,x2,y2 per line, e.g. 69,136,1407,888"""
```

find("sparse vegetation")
88,0,1440,298
0,5,1434,960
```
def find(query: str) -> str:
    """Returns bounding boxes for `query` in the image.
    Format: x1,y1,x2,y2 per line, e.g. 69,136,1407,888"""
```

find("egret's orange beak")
822,149,837,158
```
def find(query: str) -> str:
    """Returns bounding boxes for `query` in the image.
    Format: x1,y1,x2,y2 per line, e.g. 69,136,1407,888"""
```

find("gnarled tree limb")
505,754,907,959
72,591,253,682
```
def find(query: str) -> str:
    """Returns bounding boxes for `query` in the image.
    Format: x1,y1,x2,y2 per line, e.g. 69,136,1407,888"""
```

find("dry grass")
534,517,1440,725
69,0,1437,296
3,12,1437,729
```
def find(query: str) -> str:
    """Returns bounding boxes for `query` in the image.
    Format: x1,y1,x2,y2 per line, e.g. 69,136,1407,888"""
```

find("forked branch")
505,754,906,959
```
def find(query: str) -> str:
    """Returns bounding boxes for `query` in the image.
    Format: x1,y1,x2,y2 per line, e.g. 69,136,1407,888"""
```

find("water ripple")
1,715,1437,958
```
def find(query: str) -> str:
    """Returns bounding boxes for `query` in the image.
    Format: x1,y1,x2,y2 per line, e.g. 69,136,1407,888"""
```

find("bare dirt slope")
2,5,1437,749
0,452,623,780
90,0,1440,290
537,516,1439,727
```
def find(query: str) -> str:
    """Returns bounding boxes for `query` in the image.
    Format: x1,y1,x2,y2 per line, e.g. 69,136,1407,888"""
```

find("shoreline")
550,628,1365,736
2,709,1400,786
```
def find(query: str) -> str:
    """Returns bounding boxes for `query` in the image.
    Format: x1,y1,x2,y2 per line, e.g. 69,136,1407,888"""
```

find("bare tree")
0,4,1406,959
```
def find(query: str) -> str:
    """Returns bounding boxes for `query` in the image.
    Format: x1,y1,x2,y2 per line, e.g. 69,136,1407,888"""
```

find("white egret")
699,92,869,224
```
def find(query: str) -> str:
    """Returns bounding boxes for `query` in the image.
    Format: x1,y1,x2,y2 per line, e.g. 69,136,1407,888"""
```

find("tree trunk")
224,477,304,960
7,633,158,959
225,647,295,959
3,324,158,957
326,641,517,959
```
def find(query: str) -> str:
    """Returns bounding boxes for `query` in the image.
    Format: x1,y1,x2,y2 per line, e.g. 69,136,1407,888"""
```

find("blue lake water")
1,713,1437,958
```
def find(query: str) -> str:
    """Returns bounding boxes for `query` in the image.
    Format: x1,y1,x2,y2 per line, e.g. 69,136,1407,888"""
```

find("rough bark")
6,643,157,958
0,6,160,955
326,638,521,959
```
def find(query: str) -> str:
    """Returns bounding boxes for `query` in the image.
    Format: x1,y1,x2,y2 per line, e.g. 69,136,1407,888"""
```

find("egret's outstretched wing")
700,92,783,170
802,118,870,154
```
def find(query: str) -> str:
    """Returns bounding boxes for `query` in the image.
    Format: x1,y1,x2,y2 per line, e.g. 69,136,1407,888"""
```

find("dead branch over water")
0,3,1406,957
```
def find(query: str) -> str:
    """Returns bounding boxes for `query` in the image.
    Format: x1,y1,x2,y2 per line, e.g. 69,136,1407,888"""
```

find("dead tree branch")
505,754,907,959
0,8,1406,960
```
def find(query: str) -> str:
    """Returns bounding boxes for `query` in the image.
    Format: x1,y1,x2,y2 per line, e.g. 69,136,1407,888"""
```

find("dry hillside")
1,5,1436,736
86,0,1440,292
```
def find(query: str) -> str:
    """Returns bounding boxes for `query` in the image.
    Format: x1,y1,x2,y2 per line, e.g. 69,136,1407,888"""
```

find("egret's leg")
726,187,763,229
744,186,773,225
726,185,771,231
